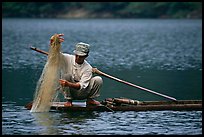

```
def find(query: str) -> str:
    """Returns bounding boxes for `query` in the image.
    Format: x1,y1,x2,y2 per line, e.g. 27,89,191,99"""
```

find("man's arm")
59,79,80,90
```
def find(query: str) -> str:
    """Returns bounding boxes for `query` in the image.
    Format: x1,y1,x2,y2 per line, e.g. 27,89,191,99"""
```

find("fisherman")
57,34,103,107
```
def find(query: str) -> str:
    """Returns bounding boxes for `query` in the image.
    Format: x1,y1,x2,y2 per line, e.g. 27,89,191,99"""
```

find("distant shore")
56,8,202,19
3,2,202,19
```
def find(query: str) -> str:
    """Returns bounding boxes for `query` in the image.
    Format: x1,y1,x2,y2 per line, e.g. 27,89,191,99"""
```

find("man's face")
75,55,87,64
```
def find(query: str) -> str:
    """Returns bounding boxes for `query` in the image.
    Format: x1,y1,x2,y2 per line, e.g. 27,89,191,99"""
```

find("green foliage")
2,2,202,18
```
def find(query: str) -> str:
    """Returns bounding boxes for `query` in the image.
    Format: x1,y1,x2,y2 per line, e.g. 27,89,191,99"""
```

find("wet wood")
50,100,202,112
25,98,202,112
51,102,112,112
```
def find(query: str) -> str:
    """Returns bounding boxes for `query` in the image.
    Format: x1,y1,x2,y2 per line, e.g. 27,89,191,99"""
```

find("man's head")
73,42,90,56
73,42,90,64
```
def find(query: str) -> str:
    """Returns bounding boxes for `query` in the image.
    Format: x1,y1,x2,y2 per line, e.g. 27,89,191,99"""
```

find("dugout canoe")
25,97,202,112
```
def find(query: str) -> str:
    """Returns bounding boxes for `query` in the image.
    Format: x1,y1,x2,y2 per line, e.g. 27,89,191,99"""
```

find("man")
58,34,103,107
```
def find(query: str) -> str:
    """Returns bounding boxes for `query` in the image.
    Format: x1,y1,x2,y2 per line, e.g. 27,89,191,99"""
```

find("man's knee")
92,76,103,86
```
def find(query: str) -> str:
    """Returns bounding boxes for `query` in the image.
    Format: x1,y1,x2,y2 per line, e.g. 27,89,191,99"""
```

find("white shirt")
60,53,92,91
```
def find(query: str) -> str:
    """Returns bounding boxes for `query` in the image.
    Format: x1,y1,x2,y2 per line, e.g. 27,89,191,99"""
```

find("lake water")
2,18,202,135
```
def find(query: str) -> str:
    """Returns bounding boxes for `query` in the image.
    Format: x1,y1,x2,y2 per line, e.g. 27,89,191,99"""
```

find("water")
2,18,202,135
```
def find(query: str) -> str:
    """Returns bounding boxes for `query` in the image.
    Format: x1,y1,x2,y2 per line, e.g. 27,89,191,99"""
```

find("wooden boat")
25,97,202,112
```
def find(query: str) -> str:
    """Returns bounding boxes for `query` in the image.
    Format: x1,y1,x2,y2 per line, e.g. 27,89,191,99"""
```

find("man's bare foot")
86,99,101,106
64,100,72,107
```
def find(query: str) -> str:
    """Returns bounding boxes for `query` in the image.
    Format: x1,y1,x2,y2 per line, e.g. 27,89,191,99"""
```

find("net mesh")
30,34,66,112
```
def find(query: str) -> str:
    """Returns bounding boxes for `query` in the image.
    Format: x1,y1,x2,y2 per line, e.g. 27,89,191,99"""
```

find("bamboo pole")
30,46,177,101
92,68,177,101
30,46,48,55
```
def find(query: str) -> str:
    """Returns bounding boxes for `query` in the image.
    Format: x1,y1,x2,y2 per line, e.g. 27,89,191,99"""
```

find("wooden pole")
92,68,177,101
30,46,48,55
30,46,177,101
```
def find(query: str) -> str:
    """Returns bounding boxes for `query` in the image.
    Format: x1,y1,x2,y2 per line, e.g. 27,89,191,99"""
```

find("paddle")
30,46,177,101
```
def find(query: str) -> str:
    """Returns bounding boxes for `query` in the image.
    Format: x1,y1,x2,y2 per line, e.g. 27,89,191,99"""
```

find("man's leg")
62,73,74,106
86,76,103,106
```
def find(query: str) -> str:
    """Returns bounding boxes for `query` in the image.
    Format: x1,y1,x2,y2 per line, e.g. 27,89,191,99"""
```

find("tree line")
2,2,202,18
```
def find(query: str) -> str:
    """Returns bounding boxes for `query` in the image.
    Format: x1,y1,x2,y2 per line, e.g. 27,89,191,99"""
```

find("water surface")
2,18,202,135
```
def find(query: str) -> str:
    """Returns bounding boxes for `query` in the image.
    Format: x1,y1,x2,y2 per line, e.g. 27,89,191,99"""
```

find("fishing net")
30,34,67,112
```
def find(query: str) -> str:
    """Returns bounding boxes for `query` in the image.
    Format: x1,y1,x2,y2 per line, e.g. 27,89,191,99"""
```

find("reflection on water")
31,112,59,135
2,103,202,135
2,103,36,135
31,111,101,135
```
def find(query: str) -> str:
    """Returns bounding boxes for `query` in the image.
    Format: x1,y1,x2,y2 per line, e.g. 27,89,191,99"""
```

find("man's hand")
50,33,64,45
59,79,81,90
59,79,68,87
57,33,64,43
